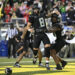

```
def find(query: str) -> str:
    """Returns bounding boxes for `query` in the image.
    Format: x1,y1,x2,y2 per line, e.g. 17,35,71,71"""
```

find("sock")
39,61,41,64
15,62,19,64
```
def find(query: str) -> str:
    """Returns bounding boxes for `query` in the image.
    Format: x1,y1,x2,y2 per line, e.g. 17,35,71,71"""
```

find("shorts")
17,40,29,52
33,32,50,48
51,39,66,53
28,42,33,50
23,40,29,52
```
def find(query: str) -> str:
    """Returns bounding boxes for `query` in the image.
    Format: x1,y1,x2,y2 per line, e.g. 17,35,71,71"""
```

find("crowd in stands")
0,0,75,25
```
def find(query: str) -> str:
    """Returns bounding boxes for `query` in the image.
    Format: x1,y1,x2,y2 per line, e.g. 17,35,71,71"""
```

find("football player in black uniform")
14,22,43,67
14,22,30,67
21,4,51,70
48,10,68,70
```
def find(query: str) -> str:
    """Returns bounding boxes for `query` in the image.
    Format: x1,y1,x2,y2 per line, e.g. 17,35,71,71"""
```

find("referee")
5,23,18,58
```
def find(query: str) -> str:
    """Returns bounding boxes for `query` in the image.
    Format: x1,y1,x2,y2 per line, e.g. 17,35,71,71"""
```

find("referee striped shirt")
6,28,18,39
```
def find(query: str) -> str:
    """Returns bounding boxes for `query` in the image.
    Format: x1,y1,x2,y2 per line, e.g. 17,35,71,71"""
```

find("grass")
0,57,75,75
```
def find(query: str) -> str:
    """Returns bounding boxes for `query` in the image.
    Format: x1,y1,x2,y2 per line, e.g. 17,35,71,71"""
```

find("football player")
14,22,43,67
21,4,51,70
48,9,68,70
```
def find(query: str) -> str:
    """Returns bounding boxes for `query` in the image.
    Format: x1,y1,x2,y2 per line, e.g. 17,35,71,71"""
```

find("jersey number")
39,18,45,27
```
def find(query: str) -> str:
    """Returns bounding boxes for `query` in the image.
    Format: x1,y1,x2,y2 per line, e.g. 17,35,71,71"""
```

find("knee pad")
45,47,50,58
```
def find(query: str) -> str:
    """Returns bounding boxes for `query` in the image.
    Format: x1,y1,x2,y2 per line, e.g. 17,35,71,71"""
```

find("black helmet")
51,13,59,23
5,68,12,75
33,3,40,10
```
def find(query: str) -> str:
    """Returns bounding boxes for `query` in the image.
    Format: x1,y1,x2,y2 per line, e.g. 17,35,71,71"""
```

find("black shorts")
18,39,33,52
51,39,66,53
33,32,50,48
23,40,29,52
17,40,29,52
28,42,33,50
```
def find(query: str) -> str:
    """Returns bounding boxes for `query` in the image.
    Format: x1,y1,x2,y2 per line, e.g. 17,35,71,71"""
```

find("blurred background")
0,0,75,58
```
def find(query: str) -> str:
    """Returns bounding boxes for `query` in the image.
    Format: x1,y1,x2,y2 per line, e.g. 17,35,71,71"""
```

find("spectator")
4,3,12,22
15,4,23,17
60,2,66,22
8,0,13,7
66,1,72,11
4,3,12,15
12,2,19,13
18,0,22,5
61,0,66,3
66,7,75,25
19,2,29,17
0,1,3,19
50,0,55,7
13,0,17,3
5,14,11,22
11,12,17,19
24,8,29,24
0,0,74,26
27,0,34,6
53,1,60,11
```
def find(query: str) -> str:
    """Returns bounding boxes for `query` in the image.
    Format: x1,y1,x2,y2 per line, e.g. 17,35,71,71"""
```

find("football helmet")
5,68,12,75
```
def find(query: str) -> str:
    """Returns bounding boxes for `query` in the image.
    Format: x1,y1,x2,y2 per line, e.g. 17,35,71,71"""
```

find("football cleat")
53,66,62,70
53,64,62,70
14,63,21,67
39,63,45,67
61,61,67,68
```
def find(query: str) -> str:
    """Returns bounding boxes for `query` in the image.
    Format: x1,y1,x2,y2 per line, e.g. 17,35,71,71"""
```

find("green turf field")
0,57,75,75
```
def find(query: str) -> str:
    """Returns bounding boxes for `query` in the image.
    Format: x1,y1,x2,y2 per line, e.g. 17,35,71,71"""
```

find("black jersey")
54,24,65,42
55,29,63,41
50,13,64,41
29,13,46,32
25,31,31,40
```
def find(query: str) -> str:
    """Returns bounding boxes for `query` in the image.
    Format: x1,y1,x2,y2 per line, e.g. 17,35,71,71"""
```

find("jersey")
50,13,65,42
55,28,63,42
28,13,47,33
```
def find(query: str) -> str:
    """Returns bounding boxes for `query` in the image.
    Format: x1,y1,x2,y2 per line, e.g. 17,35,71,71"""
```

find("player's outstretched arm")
16,21,24,32
21,22,32,39
48,27,61,32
